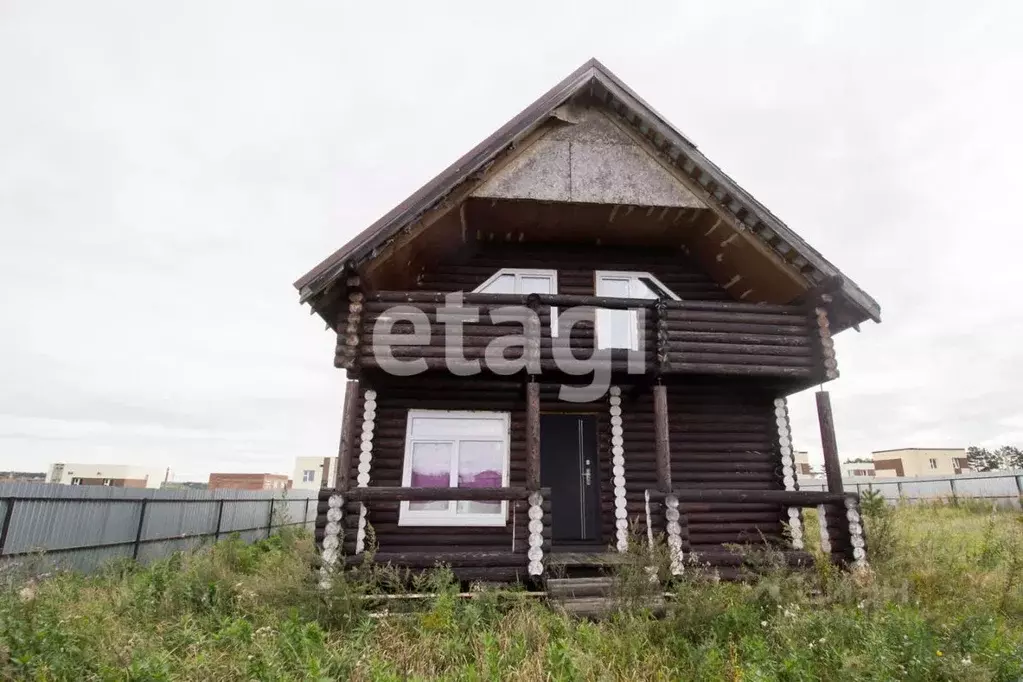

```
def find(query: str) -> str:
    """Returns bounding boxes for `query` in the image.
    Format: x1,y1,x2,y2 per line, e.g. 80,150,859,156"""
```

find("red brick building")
207,473,291,491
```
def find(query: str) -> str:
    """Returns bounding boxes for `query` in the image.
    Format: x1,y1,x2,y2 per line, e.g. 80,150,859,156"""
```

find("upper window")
474,268,557,297
399,410,510,527
302,469,316,483
594,271,679,350
474,268,558,336
928,458,938,469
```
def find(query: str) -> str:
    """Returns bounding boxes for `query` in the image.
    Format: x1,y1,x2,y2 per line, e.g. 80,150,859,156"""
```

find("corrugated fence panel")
798,470,1023,508
0,484,319,575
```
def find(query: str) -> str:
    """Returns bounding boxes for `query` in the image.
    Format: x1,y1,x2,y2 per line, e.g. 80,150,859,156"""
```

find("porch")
316,485,866,583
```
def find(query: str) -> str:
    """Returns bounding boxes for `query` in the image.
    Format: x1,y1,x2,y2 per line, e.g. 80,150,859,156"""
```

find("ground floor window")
399,410,510,526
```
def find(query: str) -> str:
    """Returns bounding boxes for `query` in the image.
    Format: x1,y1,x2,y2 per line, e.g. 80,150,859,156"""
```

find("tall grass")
0,505,1020,680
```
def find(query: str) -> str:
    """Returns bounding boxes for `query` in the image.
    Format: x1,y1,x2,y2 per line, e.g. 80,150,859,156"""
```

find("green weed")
0,505,1019,680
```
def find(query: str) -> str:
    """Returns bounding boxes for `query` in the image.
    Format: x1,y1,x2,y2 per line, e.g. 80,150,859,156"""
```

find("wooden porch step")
547,577,615,599
546,576,665,618
546,552,635,567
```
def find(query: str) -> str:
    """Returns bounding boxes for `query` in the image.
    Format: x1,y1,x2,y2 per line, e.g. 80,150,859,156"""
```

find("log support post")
335,379,360,491
318,491,345,589
844,496,868,570
335,275,364,373
654,298,669,374
527,489,545,576
609,386,628,552
664,493,685,574
525,380,541,492
816,390,844,494
354,388,377,554
817,503,832,554
653,383,672,493
774,397,803,549
807,296,839,383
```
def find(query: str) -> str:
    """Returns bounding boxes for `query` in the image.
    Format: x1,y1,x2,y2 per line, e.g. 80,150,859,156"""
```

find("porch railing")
316,486,551,582
644,488,867,573
341,291,829,383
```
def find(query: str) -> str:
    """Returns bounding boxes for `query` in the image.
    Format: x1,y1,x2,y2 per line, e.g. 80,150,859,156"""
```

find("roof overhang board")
586,71,880,326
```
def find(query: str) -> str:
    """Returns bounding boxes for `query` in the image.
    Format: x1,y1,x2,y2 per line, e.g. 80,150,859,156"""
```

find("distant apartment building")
160,481,208,491
292,456,337,491
207,473,290,491
872,448,969,478
47,463,168,488
844,460,876,477
792,450,814,478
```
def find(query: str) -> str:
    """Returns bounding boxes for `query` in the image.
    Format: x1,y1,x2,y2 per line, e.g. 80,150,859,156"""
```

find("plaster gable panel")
545,108,636,145
569,140,704,207
471,137,570,201
472,107,707,208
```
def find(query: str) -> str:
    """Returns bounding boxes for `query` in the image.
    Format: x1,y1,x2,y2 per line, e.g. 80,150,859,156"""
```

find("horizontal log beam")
371,290,657,310
649,488,855,506
666,310,807,326
370,291,806,315
343,486,531,502
345,551,525,567
667,363,813,377
670,331,811,346
670,342,812,357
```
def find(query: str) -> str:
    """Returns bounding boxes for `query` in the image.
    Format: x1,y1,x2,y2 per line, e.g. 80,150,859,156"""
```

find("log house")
297,59,879,584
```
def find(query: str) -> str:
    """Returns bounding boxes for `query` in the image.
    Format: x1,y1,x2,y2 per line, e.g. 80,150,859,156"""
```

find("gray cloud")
1,0,1021,479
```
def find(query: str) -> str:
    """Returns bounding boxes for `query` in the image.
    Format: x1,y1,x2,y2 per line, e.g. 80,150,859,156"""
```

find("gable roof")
295,58,880,330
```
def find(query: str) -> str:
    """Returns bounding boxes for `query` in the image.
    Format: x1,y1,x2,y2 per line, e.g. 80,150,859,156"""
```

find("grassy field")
0,500,1020,681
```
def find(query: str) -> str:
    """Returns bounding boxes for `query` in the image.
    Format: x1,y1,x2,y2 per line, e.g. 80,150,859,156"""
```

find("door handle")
583,461,592,486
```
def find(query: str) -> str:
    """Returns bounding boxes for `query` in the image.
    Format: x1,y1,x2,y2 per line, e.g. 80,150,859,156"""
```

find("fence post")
214,499,225,541
267,497,275,538
949,478,958,505
303,497,310,529
132,499,148,560
0,499,16,556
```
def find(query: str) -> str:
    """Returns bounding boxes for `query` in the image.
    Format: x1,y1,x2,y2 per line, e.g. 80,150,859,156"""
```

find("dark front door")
540,414,600,543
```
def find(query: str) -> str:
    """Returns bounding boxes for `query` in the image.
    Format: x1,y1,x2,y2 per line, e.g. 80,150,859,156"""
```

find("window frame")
302,469,316,483
398,409,511,527
594,270,680,350
473,268,559,337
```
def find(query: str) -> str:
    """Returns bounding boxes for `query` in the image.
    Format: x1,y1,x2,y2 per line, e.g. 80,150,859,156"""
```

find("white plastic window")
399,410,511,526
474,268,558,336
594,271,679,350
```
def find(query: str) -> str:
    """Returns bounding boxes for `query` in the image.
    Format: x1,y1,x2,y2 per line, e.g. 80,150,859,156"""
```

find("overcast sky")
1,1,1021,480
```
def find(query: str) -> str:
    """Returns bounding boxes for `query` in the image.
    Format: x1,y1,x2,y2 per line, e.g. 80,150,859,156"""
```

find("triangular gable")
473,107,707,208
295,58,880,332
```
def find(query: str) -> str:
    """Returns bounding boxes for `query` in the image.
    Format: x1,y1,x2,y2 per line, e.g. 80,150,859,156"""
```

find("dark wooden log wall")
357,302,657,375
621,378,787,550
416,243,729,299
329,377,609,560
349,242,818,380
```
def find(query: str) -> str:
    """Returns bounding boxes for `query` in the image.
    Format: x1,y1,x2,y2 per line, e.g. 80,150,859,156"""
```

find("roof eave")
295,58,882,332
293,60,608,296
